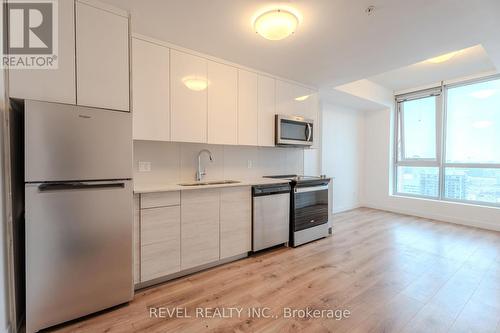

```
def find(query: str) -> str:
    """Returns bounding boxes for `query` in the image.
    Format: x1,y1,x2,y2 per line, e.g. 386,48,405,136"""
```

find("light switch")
138,161,151,172
247,160,253,169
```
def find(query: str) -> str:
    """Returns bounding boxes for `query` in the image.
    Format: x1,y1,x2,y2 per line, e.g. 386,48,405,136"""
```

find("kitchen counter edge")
133,178,291,194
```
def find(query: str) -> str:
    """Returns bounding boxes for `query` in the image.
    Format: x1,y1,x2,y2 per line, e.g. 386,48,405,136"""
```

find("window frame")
393,74,500,207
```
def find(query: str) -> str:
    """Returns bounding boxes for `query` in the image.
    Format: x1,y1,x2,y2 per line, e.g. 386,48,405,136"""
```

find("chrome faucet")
196,149,214,181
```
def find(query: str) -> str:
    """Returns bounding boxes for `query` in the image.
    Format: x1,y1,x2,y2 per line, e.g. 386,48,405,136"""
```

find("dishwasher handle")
252,184,291,197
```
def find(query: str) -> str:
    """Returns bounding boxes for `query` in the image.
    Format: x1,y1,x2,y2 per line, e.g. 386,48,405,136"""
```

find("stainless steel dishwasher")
252,183,291,251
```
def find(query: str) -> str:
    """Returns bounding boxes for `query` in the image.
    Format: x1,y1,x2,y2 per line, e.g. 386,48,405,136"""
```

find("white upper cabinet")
307,91,320,148
170,49,208,143
9,0,76,104
132,38,170,141
258,75,276,147
76,1,130,111
238,70,258,146
207,61,237,145
275,80,311,118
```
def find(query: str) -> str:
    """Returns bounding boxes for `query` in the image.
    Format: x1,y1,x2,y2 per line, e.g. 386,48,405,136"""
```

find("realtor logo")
2,0,58,69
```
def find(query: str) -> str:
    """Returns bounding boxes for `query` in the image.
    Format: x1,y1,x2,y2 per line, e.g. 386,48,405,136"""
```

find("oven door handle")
295,185,329,193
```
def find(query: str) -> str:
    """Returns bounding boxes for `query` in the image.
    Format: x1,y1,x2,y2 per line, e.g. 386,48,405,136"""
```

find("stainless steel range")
265,175,331,247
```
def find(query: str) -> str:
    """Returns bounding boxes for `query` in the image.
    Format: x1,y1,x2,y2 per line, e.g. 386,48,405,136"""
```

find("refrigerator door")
25,180,133,333
25,100,132,182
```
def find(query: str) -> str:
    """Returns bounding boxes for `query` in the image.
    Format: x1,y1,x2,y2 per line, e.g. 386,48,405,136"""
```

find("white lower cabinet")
133,195,140,284
220,187,252,259
140,205,181,281
181,189,220,270
136,187,252,284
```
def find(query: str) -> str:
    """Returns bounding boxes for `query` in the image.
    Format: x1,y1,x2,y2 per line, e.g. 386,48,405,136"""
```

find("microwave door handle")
306,123,312,141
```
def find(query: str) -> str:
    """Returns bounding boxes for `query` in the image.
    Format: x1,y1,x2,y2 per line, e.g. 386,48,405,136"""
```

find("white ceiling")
319,88,387,112
102,0,500,89
368,45,496,92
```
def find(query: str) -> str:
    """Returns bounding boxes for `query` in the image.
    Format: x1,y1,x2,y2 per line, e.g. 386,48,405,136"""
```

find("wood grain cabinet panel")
140,206,180,281
141,191,180,209
181,189,220,270
133,195,140,284
220,187,252,259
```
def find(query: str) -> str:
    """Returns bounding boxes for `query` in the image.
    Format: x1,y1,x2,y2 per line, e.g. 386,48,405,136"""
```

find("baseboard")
333,203,361,214
362,203,500,232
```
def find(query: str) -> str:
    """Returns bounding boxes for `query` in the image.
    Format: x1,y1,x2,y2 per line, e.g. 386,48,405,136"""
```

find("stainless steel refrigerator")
22,100,133,333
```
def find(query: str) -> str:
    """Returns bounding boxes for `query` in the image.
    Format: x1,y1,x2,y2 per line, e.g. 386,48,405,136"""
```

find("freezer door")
25,180,133,333
25,100,132,182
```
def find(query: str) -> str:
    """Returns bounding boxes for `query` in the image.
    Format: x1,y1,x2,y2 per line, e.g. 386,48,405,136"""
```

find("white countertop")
133,177,290,194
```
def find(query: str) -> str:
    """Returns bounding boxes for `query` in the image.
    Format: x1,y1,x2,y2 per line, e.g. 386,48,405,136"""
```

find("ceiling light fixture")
182,77,208,91
253,9,299,41
295,94,310,101
426,51,462,64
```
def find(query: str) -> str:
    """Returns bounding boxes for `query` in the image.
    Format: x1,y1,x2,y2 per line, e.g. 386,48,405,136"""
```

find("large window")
394,75,500,206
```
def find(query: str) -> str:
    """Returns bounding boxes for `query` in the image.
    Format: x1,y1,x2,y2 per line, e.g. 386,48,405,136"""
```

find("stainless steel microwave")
275,115,314,147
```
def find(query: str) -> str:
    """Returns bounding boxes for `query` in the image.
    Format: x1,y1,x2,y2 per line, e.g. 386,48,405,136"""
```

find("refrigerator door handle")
38,182,125,192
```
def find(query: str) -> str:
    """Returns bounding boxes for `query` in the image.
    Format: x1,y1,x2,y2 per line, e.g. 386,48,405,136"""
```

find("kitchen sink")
178,180,241,186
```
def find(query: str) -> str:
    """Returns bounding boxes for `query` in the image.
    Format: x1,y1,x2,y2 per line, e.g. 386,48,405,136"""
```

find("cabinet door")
170,50,207,143
76,1,129,111
9,0,76,104
181,189,219,270
257,75,276,147
140,206,181,281
132,38,170,141
220,187,251,259
208,61,237,144
238,70,258,146
276,80,311,117
307,92,320,149
133,195,140,284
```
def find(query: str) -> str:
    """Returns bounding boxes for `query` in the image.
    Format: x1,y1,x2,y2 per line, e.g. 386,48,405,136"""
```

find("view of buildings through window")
395,77,500,205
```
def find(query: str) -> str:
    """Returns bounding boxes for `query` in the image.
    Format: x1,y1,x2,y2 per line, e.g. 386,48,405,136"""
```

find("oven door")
276,115,314,146
293,184,329,231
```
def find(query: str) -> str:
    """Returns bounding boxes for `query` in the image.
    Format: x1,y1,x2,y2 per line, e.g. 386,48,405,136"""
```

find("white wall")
321,103,365,213
362,107,500,231
133,141,305,186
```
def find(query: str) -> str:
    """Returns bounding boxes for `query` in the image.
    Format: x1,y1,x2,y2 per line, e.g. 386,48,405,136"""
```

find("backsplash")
133,141,305,185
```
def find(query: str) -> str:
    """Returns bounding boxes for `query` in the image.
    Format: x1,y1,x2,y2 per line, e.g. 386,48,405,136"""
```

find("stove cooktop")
264,174,329,183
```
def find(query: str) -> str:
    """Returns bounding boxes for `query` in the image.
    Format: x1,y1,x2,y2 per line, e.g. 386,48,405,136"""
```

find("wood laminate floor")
49,208,500,333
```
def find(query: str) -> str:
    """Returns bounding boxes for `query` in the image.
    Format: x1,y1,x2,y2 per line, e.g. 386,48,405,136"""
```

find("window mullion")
438,87,446,200
399,102,405,161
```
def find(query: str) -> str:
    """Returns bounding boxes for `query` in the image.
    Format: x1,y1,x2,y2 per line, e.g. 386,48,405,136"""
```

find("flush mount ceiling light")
182,77,208,91
426,51,462,64
253,9,299,41
295,94,310,101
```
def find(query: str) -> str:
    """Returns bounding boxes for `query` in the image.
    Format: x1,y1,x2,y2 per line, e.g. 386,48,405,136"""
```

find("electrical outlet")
247,160,253,169
138,161,151,172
